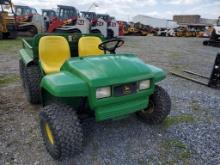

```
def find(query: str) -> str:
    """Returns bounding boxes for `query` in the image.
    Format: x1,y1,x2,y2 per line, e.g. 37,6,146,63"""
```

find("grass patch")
0,74,20,85
190,100,202,111
159,139,191,164
162,114,195,129
168,52,181,60
170,64,188,72
0,38,22,55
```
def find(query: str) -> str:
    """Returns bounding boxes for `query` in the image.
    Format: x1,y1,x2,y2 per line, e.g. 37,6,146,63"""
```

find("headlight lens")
139,80,150,90
96,87,111,99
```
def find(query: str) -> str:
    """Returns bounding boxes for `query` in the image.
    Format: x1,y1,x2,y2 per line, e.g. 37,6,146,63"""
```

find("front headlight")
96,87,111,99
139,80,150,90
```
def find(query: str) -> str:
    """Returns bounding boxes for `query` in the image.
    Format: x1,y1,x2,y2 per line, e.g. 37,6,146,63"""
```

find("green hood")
61,54,165,87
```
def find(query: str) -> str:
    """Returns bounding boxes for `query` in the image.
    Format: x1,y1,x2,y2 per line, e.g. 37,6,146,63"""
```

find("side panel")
19,39,34,66
19,49,34,65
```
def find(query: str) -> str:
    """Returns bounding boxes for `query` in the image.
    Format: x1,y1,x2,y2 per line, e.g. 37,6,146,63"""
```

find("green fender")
40,71,89,97
148,64,167,83
19,49,34,66
19,39,34,66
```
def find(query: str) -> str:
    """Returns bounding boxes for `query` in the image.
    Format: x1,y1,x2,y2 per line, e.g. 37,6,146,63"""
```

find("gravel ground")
0,36,220,165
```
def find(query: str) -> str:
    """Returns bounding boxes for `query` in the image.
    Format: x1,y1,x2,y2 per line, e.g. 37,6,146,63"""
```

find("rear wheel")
23,65,41,104
39,103,83,160
19,59,25,88
136,85,171,124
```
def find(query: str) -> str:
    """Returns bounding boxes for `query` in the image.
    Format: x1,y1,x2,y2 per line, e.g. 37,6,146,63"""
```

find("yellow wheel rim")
45,123,55,145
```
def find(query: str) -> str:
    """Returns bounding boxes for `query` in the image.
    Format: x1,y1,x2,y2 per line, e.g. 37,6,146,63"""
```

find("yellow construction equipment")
124,22,148,36
0,0,17,39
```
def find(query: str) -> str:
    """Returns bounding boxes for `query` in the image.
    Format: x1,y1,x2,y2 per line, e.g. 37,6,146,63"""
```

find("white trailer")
133,15,178,29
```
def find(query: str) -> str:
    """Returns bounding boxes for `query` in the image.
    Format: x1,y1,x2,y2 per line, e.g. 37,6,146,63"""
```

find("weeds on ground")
158,139,191,165
162,114,195,129
0,39,22,55
190,100,202,111
168,52,181,60
0,74,19,85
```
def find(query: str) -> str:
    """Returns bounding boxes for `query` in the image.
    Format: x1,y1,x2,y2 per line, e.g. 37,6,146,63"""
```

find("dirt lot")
0,36,220,165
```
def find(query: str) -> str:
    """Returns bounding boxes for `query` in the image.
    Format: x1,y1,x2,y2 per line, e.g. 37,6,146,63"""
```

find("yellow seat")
39,36,71,74
78,36,104,57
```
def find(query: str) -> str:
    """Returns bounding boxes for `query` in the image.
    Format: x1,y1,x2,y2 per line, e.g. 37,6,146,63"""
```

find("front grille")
113,82,137,97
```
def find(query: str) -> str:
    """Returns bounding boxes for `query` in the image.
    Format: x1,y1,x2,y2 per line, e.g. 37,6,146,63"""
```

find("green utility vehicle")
19,33,171,160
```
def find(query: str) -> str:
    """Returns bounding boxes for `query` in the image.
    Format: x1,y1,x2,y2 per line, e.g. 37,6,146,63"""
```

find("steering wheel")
98,38,124,54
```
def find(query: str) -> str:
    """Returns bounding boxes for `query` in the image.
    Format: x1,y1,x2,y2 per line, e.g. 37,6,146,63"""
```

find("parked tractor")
47,5,89,34
123,22,138,36
175,27,186,37
175,26,197,37
15,5,45,36
203,17,220,47
124,22,150,36
108,17,119,38
0,0,17,39
134,22,149,36
42,9,57,21
42,9,57,31
19,33,171,160
155,28,166,36
200,26,213,38
97,14,119,38
117,21,129,36
81,11,107,37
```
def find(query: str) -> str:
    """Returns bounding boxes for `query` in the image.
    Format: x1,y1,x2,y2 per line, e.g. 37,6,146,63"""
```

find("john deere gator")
19,33,171,160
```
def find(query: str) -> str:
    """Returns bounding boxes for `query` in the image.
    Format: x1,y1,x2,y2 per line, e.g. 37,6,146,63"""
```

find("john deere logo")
123,85,131,94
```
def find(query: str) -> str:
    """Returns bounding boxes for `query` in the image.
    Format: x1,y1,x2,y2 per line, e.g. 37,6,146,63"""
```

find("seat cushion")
78,36,104,57
39,36,71,74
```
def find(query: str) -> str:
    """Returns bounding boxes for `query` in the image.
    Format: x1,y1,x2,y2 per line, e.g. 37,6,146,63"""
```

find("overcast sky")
13,0,220,21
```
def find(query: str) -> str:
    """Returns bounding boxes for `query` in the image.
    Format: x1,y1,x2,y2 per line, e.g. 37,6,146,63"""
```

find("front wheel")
39,103,83,160
136,85,171,124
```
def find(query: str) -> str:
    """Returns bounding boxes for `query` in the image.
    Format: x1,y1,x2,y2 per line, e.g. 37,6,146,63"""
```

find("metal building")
173,15,217,26
132,15,178,28
173,15,201,24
